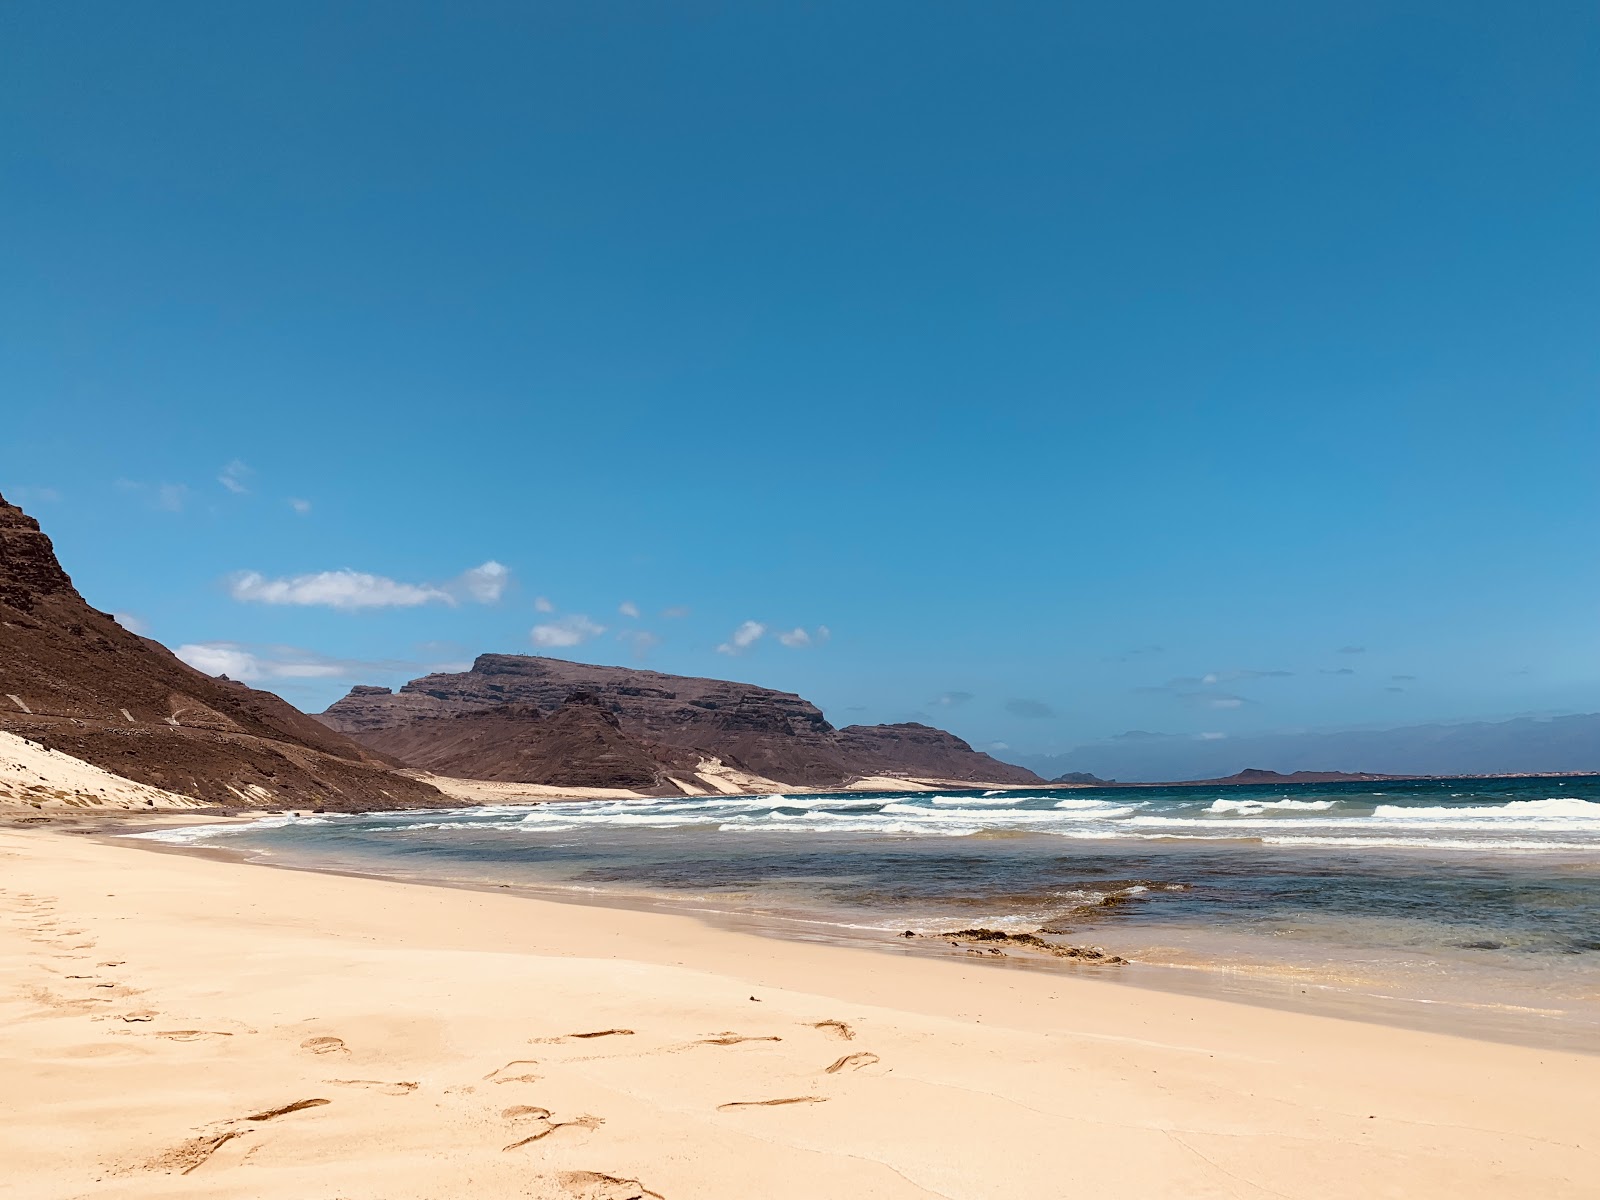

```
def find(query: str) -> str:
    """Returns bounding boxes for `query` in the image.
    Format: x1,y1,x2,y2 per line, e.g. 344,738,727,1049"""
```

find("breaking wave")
129,780,1600,853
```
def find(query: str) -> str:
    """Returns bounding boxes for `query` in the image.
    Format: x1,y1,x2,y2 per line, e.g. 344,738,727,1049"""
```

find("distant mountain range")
1018,716,1600,784
320,655,1041,792
0,490,1039,806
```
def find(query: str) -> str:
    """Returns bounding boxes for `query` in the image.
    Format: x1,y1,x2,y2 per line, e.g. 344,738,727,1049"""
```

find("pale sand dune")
0,729,205,810
409,771,651,803
0,829,1593,1198
842,774,1029,792
691,757,789,795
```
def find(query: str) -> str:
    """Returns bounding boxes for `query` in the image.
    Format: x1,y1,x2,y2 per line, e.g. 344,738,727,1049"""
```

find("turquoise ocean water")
136,775,1600,1044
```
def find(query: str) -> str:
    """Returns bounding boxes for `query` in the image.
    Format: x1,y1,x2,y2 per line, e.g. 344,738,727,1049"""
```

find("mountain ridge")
320,654,1041,790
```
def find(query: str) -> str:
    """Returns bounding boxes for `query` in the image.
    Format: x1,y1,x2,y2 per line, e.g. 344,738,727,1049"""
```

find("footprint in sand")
500,1106,604,1151
153,1030,236,1042
144,1099,330,1176
716,1096,829,1112
696,1033,781,1046
823,1051,880,1074
559,1170,665,1200
327,1079,418,1095
484,1059,541,1084
299,1036,348,1056
531,1028,636,1045
808,1019,855,1040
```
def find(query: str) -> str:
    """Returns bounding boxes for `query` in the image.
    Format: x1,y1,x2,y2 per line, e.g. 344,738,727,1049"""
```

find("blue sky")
3,2,1597,762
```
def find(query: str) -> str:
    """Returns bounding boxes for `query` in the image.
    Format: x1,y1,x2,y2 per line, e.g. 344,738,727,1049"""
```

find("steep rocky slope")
0,492,443,811
321,654,1041,789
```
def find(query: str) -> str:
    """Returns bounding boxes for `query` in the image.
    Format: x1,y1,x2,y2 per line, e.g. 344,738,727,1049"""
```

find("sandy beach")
1,824,1593,1199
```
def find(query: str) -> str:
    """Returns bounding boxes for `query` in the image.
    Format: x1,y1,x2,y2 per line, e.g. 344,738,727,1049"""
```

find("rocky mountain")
0,491,443,811
321,654,1041,790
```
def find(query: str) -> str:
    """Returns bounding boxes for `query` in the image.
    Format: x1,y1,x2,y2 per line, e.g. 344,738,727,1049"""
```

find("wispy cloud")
620,630,660,660
218,460,253,495
459,560,510,604
117,480,189,513
1338,645,1366,655
1320,667,1356,676
1392,674,1417,682
531,615,606,648
618,601,641,619
776,625,830,649
661,605,691,619
228,561,509,610
176,641,464,683
716,620,767,655
534,596,556,613
1005,698,1056,719
288,497,312,515
112,612,148,635
230,569,451,610
933,691,974,707
1178,692,1250,710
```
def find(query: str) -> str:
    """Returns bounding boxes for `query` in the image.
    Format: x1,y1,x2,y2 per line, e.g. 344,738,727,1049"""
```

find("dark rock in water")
0,490,443,811
935,927,1127,964
321,655,1041,791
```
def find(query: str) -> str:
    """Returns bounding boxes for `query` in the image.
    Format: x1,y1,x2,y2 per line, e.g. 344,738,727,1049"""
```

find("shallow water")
133,775,1600,1043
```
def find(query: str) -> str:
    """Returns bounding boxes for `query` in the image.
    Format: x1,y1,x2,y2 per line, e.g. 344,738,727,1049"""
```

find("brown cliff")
321,655,1040,790
0,492,443,811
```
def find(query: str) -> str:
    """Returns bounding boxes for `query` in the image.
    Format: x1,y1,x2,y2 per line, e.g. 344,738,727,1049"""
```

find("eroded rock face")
355,695,705,791
0,491,443,811
321,655,1042,789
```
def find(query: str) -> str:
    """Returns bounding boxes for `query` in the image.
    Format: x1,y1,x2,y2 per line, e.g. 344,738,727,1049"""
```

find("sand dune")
0,729,205,810
0,826,1593,1198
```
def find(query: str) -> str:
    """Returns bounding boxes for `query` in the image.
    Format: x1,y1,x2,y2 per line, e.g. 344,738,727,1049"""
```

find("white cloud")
229,569,453,610
218,460,253,495
112,612,148,635
618,600,641,619
776,625,830,649
716,620,766,655
227,561,512,611
288,497,312,515
177,642,263,680
534,596,556,613
459,560,510,603
531,615,606,648
661,605,691,619
177,641,457,684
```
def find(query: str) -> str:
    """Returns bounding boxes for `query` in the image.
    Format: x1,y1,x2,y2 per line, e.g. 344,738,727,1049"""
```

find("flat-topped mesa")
0,490,443,810
322,653,1042,790
323,653,837,748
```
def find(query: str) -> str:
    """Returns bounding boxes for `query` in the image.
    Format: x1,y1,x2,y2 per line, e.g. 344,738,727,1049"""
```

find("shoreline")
111,818,1600,1056
4,824,1596,1197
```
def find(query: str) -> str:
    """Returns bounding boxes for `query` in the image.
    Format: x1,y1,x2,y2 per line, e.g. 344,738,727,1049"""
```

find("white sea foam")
1206,798,1337,814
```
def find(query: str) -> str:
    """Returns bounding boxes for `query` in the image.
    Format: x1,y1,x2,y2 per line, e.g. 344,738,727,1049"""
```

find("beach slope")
1,828,1592,1198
